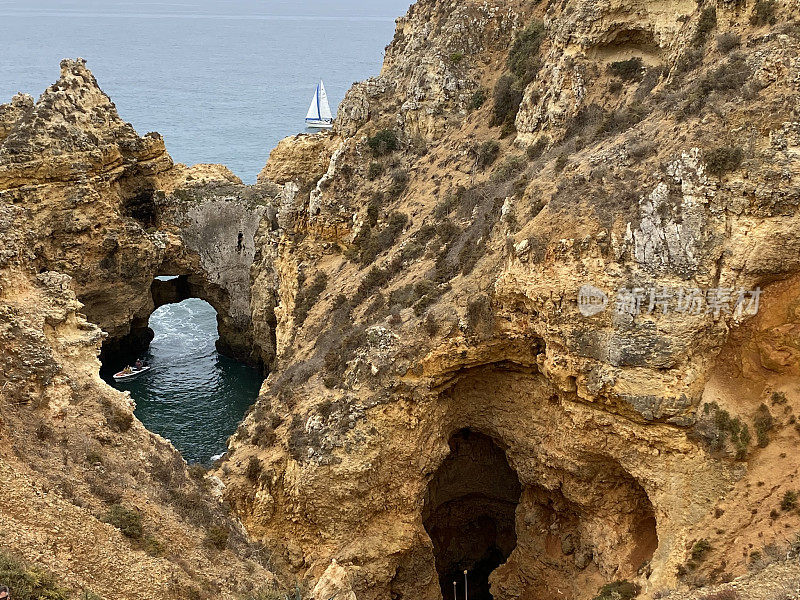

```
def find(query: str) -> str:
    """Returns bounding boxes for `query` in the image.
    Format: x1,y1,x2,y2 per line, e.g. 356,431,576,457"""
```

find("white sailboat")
305,80,333,129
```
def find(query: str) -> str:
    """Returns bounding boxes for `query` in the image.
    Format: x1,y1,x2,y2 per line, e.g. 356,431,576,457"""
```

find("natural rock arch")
98,185,279,372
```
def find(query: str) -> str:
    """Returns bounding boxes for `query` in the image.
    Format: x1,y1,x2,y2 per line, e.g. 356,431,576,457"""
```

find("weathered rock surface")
0,58,279,369
0,61,280,598
3,1,800,599
258,132,336,190
219,0,800,599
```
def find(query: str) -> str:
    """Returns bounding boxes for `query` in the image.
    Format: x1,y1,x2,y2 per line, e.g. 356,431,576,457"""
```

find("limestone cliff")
2,1,800,599
220,1,800,599
0,60,280,599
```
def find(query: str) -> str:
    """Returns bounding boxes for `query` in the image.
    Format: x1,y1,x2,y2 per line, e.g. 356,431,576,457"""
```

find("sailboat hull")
306,120,333,129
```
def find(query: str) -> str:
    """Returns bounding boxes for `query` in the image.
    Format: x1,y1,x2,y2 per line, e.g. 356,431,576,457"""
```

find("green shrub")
389,169,409,197
680,54,751,116
781,490,797,511
704,146,743,176
423,313,438,337
354,211,408,266
750,0,777,26
676,47,705,75
754,403,774,447
716,32,741,53
554,154,568,173
0,552,70,600
246,456,262,482
388,284,417,308
468,89,486,110
410,135,428,156
142,535,166,557
608,57,644,81
252,422,277,447
367,193,382,226
500,120,517,139
294,271,328,326
450,51,464,64
367,129,399,156
595,104,647,139
103,504,143,540
355,267,391,302
693,7,717,46
691,539,712,561
526,136,549,160
771,391,788,404
477,140,500,168
508,21,545,84
367,161,384,180
414,293,438,317
693,402,750,459
492,74,523,126
322,325,369,387
593,580,640,600
205,525,229,550
492,154,526,181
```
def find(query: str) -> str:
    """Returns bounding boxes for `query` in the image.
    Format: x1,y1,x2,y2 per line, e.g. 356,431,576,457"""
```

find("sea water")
1,0,410,462
0,0,409,182
110,299,263,464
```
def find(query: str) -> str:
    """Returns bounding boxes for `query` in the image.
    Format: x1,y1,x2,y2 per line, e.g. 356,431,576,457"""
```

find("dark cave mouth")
423,429,521,600
421,429,660,600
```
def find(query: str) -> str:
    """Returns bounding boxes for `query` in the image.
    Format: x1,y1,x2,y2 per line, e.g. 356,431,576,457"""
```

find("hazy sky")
0,0,414,18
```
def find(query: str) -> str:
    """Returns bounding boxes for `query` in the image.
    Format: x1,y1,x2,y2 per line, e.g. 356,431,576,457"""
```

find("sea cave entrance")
423,429,521,600
102,279,262,463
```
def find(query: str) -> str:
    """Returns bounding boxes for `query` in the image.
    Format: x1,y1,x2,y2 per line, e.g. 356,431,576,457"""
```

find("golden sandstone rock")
2,0,800,599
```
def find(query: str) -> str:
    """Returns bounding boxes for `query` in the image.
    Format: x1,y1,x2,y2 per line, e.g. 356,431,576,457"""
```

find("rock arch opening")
99,273,254,374
419,365,661,600
423,429,521,600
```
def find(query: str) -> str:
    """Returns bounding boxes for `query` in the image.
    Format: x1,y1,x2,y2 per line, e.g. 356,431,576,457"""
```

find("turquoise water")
106,298,263,464
2,0,409,461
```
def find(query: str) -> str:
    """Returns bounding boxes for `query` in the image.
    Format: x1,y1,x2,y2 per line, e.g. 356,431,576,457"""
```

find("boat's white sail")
318,80,332,121
306,84,321,121
305,80,333,128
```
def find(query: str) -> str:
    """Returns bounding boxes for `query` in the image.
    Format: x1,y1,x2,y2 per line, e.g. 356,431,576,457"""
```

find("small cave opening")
121,187,158,227
423,429,521,600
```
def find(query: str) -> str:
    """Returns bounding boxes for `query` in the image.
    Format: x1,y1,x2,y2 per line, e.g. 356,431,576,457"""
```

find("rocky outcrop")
258,132,336,190
0,61,283,599
219,0,800,599
0,92,33,144
0,58,280,370
0,201,276,599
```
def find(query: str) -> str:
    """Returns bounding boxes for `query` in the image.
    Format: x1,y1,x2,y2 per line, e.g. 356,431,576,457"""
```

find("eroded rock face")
0,202,275,599
0,58,279,369
220,0,800,598
2,0,800,599
0,61,283,597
